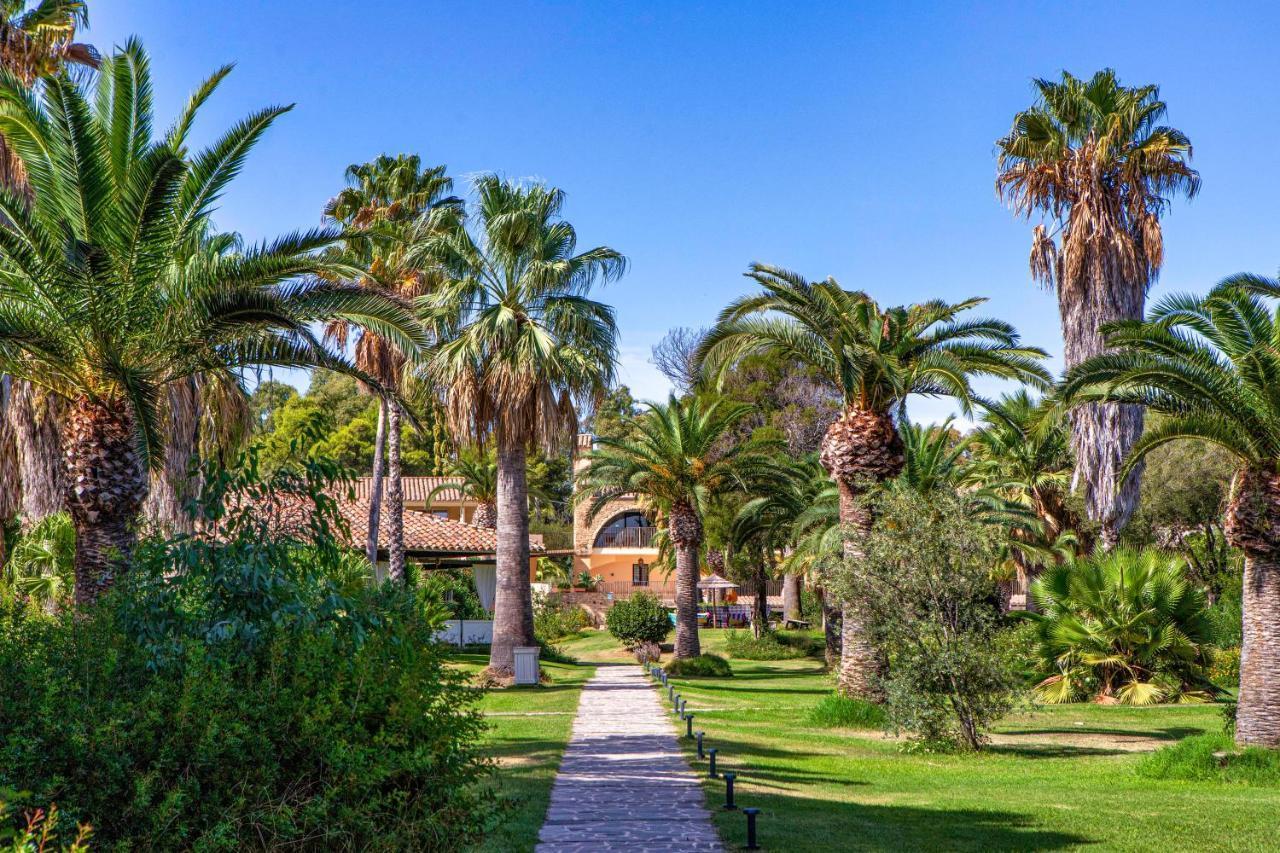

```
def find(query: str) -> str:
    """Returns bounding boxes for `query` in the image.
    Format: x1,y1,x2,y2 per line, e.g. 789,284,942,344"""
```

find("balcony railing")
594,526,658,549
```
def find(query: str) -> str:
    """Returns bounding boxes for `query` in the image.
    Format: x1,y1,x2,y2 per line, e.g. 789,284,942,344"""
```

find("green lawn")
565,629,1279,852
451,652,595,853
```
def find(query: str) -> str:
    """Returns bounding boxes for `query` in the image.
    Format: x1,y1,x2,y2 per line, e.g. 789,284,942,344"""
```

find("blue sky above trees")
89,1,1280,422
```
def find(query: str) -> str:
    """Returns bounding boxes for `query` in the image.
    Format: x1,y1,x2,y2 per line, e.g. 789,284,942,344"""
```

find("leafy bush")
1209,646,1241,688
664,653,732,677
838,488,1019,750
0,514,75,611
0,796,90,852
0,450,498,849
535,596,592,642
1137,733,1280,785
606,591,672,649
807,693,887,729
1029,548,1221,705
724,629,813,660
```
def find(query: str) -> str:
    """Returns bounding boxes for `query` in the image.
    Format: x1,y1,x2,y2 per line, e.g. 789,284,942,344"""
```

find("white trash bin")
513,646,541,685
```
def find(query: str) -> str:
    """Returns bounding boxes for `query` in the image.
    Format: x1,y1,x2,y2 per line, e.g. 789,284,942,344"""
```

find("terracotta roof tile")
351,476,467,504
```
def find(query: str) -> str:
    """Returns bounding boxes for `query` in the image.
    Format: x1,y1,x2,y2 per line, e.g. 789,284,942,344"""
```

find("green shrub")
1208,646,1241,688
724,629,812,660
0,449,498,849
807,693,887,729
1137,732,1280,785
0,795,90,852
0,513,75,611
535,596,592,642
1029,548,1221,705
606,592,671,649
664,653,732,677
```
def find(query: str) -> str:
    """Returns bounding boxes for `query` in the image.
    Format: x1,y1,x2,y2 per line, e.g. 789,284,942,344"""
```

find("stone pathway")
536,664,722,852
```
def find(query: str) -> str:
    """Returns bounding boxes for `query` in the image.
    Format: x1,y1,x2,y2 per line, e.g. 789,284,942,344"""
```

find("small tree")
837,488,1017,750
606,592,672,651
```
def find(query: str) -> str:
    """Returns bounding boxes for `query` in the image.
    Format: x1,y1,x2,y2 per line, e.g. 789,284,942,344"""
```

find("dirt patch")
987,729,1169,752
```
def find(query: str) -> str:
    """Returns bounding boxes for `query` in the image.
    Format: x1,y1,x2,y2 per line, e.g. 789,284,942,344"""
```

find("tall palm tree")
997,69,1199,548
417,176,624,676
0,1,98,532
1061,277,1280,747
323,154,461,579
579,395,778,657
428,447,552,530
0,41,425,604
698,264,1050,697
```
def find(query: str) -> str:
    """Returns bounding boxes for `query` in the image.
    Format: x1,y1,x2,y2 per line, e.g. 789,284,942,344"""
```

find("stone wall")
549,591,613,627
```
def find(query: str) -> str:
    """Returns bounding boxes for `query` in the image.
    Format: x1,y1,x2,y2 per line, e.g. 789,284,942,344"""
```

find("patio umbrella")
697,574,739,628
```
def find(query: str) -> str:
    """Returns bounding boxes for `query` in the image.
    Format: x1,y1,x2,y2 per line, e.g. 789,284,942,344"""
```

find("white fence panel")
435,619,494,646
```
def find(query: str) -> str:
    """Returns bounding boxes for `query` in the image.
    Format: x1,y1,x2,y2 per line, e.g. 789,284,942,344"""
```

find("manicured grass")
586,629,1280,852
450,653,595,853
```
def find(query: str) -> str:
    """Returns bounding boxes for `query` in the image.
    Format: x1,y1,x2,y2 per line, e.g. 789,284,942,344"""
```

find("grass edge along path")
632,629,1280,853
451,653,595,853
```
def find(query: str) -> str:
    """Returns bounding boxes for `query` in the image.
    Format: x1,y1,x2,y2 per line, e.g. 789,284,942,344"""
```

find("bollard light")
668,684,674,700
686,713,695,739
696,731,705,759
708,748,718,778
743,808,760,849
723,771,738,810
679,698,687,717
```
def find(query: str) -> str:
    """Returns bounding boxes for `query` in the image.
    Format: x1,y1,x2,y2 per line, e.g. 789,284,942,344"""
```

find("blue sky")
90,1,1280,422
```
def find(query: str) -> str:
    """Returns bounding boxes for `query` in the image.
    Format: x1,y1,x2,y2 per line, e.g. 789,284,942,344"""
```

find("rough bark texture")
1224,468,1280,747
472,501,498,529
63,396,147,606
489,439,535,675
821,408,903,699
0,376,18,544
669,501,703,659
1058,266,1145,546
144,378,200,535
752,555,769,638
782,573,803,623
9,380,65,525
385,401,405,583
365,398,386,566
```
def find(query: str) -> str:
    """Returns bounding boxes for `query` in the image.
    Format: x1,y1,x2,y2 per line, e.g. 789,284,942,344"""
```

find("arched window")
593,511,656,548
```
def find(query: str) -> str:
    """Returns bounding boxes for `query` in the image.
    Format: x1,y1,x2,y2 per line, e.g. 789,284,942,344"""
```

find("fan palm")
0,1,99,533
997,69,1199,547
1,510,73,609
0,42,425,604
428,447,552,530
323,153,462,578
1029,548,1218,706
417,176,624,675
697,264,1050,697
1061,278,1280,746
579,395,778,657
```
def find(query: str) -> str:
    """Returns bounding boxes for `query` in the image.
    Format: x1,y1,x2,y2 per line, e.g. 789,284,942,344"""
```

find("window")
593,511,656,548
432,510,449,520
632,560,650,586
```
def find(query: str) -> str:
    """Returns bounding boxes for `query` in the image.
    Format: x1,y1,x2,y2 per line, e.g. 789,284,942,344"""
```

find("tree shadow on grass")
998,726,1201,741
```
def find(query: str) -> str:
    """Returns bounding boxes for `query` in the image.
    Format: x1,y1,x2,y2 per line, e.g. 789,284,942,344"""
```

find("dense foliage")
1029,548,1221,705
664,652,733,677
605,591,672,649
0,453,497,849
840,488,1019,750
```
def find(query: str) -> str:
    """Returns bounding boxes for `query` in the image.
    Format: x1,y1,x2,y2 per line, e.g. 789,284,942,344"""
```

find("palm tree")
1029,548,1219,705
698,264,1050,697
417,176,624,676
0,1,98,532
1061,278,1280,747
0,42,425,604
996,69,1199,548
579,395,778,657
323,154,462,580
428,447,552,530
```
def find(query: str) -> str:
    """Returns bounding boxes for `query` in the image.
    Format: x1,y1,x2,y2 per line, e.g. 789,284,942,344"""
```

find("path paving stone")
536,664,722,852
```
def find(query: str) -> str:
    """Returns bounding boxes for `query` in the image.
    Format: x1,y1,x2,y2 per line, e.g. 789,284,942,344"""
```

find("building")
567,433,675,601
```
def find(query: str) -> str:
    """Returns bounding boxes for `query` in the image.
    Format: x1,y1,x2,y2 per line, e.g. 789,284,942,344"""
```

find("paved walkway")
536,664,722,852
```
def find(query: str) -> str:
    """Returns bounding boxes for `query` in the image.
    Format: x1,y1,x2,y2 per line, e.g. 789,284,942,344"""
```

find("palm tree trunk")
669,502,703,659
820,588,841,667
752,554,769,638
144,378,200,535
489,437,535,675
63,396,147,606
783,573,802,623
385,400,405,583
472,501,497,529
9,380,65,525
366,397,386,567
1236,554,1280,747
0,375,18,562
1059,274,1145,547
835,481,883,698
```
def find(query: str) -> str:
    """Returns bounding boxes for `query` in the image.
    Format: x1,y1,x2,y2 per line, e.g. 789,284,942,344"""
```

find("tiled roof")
352,476,466,504
224,489,541,556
